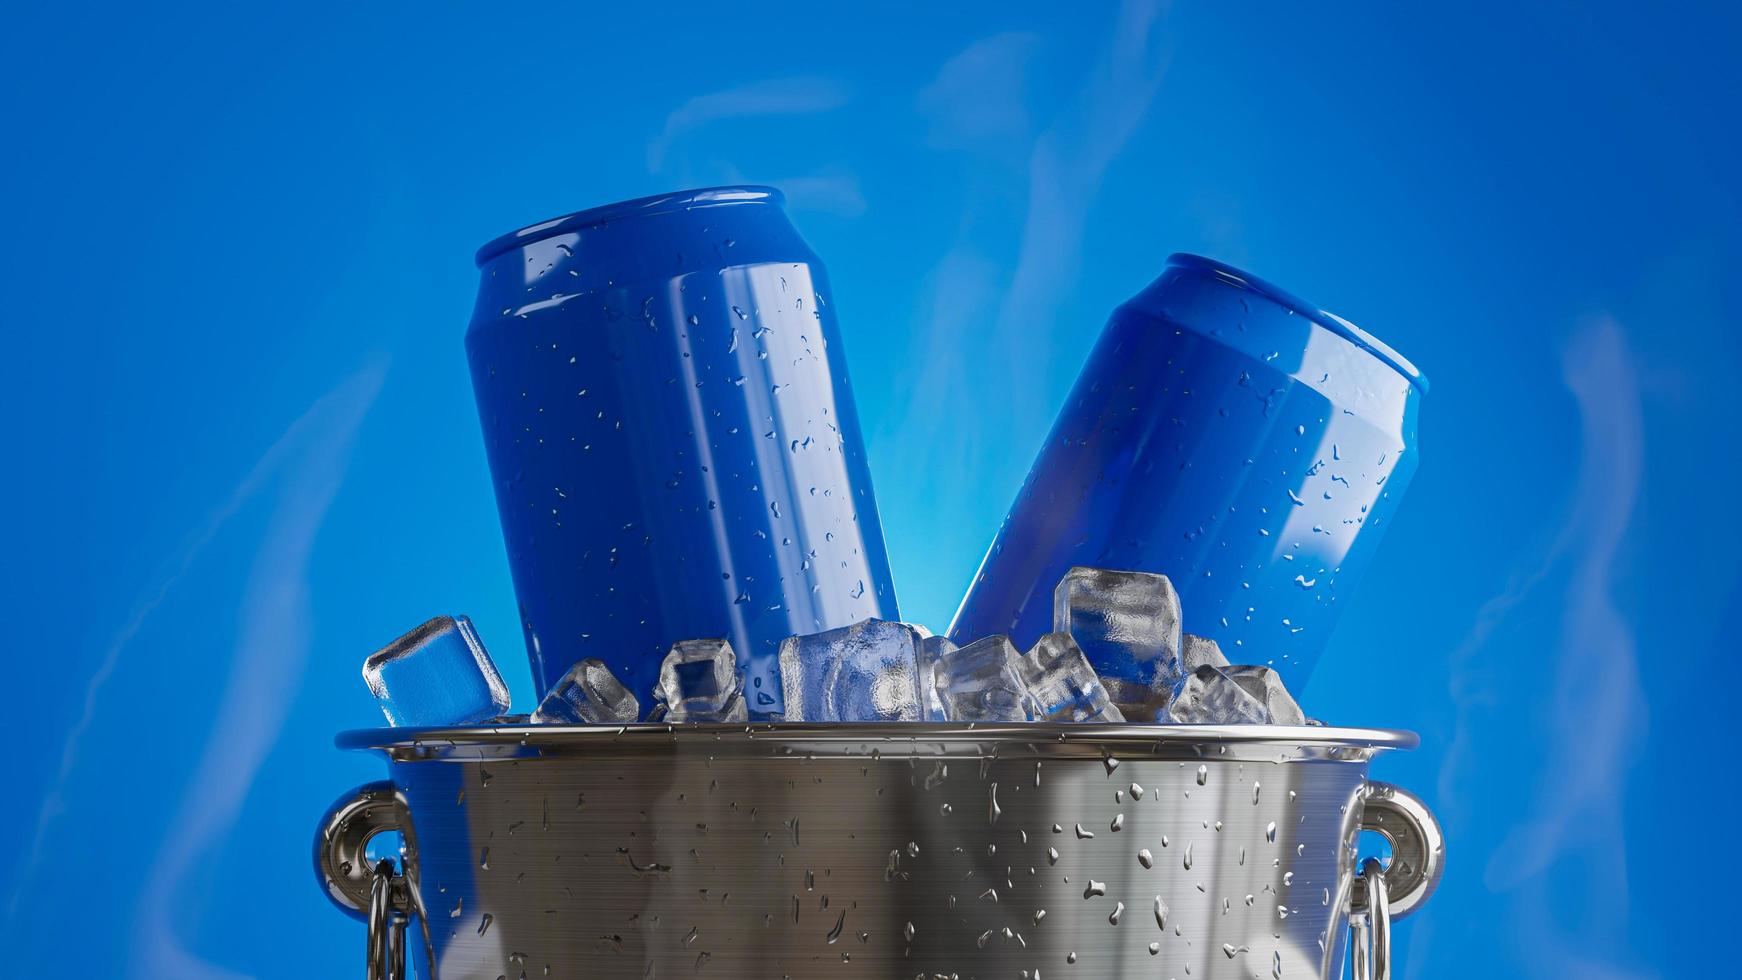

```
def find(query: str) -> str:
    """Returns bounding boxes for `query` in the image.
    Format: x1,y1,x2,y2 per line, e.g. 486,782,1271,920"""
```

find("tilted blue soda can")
466,187,898,715
948,254,1425,685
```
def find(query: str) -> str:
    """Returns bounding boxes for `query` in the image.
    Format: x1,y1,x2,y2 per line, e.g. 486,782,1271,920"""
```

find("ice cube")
1019,633,1126,723
778,619,928,721
1101,676,1172,723
934,635,1033,722
532,658,641,724
1180,633,1230,672
363,615,511,727
1165,664,1269,724
1225,666,1306,725
654,638,748,722
918,633,954,721
1053,567,1182,685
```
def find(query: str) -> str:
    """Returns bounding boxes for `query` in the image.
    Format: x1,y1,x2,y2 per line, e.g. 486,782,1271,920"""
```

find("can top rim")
337,722,1419,757
1166,253,1429,395
475,185,786,267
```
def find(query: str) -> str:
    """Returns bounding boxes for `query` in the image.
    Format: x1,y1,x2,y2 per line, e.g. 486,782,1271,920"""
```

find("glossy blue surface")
949,254,1421,686
466,187,896,713
4,2,1740,977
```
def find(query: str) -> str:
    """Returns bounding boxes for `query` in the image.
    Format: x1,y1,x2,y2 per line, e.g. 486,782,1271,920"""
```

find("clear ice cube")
1165,664,1269,724
1019,632,1126,723
1053,566,1182,685
363,615,511,727
532,658,641,724
918,633,954,722
777,619,928,722
654,638,747,722
1180,633,1230,673
1101,675,1173,722
1225,665,1306,725
935,635,1033,722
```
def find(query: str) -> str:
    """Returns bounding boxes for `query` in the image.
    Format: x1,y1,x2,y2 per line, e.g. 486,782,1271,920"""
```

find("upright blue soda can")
948,254,1424,685
466,187,898,715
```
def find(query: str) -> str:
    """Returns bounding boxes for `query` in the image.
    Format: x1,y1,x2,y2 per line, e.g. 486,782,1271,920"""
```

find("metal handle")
1347,781,1443,980
315,782,415,978
366,859,410,980
1350,780,1443,919
1349,857,1391,980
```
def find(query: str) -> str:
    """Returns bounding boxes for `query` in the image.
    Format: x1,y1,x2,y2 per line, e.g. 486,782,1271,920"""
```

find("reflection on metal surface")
317,724,1441,979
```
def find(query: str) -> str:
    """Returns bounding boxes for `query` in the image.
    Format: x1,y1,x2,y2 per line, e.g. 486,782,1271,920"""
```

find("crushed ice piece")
363,615,510,727
1165,664,1268,724
935,635,1033,722
1225,665,1305,725
1101,675,1172,722
1053,566,1183,686
1180,633,1230,673
778,619,929,721
532,658,641,724
654,638,747,722
918,633,954,721
1019,632,1126,723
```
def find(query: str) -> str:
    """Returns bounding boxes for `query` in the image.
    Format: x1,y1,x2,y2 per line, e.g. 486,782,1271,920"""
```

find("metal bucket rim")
336,722,1418,761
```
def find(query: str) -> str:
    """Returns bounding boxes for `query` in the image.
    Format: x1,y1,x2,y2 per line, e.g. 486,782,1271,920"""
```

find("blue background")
3,2,1736,976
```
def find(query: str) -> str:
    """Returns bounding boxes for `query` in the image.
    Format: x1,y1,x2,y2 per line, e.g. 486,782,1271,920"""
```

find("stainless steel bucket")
315,724,1443,979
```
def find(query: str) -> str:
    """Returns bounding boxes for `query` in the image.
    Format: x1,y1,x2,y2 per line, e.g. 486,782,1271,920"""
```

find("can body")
948,254,1424,683
466,187,897,713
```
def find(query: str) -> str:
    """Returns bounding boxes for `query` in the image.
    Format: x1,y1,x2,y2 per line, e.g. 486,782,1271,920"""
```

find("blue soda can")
948,254,1425,684
466,187,898,715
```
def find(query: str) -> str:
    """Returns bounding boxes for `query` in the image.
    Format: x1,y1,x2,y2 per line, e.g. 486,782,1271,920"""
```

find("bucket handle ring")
1349,780,1445,979
315,781,413,979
